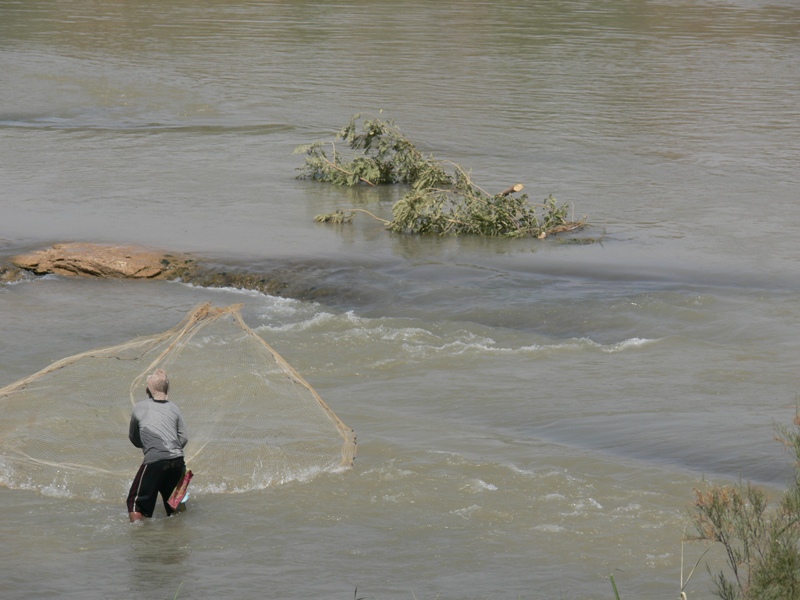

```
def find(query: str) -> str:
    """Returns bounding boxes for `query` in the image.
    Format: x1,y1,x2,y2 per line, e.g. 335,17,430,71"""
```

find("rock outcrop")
11,243,197,280
4,242,298,298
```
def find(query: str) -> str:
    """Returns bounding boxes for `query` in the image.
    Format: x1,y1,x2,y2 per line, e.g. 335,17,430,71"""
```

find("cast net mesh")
0,303,356,501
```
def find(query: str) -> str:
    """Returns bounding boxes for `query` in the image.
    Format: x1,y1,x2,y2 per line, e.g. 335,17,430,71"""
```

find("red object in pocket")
168,469,193,510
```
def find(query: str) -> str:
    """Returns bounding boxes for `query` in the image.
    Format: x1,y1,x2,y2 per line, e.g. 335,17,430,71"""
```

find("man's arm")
176,410,188,449
129,412,143,448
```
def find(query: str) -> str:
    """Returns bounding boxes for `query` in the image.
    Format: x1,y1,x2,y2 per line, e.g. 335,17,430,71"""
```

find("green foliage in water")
295,114,586,239
689,414,800,600
295,114,452,189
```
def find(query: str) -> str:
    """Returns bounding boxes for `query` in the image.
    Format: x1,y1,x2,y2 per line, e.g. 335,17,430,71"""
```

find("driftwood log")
498,184,524,196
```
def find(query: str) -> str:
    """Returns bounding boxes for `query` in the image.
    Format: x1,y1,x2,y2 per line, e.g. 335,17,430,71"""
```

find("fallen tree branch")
498,184,525,196
297,114,589,239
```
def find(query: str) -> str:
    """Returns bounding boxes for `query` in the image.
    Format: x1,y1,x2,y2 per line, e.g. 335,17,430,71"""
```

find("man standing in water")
126,368,189,522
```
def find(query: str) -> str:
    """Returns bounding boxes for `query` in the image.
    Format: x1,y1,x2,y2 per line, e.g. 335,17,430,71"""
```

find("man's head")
146,368,169,400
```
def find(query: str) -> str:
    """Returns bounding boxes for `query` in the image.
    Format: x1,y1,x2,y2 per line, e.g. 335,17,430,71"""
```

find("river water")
1,1,799,598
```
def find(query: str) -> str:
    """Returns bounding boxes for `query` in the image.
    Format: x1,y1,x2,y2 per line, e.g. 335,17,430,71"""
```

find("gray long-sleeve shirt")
129,399,188,464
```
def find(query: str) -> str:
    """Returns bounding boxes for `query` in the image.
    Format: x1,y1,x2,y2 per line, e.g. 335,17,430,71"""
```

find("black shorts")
126,456,186,518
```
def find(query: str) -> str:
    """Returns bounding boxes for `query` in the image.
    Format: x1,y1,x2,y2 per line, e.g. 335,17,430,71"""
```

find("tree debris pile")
295,114,586,238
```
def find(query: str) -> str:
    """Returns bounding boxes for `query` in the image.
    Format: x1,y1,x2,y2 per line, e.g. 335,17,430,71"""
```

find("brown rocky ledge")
2,243,296,298
10,243,198,280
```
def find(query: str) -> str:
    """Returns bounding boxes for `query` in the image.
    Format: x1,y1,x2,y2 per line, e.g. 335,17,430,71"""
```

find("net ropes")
0,303,356,500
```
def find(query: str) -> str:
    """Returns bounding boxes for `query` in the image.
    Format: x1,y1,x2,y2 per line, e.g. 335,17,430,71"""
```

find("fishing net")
0,303,356,501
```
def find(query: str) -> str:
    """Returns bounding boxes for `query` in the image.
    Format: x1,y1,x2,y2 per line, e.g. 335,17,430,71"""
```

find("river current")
1,1,799,598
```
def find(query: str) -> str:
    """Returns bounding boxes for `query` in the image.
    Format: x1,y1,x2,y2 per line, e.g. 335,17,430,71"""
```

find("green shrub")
690,415,800,599
296,114,587,239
